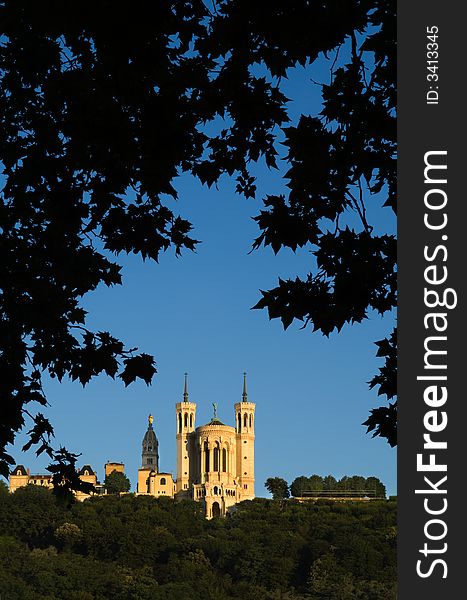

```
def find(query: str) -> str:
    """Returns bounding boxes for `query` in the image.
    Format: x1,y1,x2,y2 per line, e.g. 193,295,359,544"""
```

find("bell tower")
235,373,255,499
176,373,196,494
142,414,159,471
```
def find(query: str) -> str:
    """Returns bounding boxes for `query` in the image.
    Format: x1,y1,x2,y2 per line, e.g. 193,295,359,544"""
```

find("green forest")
0,484,396,600
289,475,386,498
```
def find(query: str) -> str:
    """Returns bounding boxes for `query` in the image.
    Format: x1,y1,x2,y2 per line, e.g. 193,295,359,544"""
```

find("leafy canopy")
0,0,396,491
104,471,131,495
290,474,386,498
0,492,396,599
265,476,290,500
0,486,397,600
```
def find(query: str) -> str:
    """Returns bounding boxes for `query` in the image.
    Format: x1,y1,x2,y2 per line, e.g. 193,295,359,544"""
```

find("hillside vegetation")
0,485,396,599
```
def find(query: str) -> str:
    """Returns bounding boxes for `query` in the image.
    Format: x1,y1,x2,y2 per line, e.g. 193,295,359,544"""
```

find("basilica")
9,374,256,518
137,373,256,518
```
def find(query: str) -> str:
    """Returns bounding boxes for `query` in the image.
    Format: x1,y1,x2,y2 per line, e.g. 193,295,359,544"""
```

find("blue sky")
10,175,396,496
5,51,397,497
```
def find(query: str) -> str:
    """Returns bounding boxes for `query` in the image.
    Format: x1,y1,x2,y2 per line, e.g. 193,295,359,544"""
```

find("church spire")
242,372,248,402
142,414,159,470
183,372,189,402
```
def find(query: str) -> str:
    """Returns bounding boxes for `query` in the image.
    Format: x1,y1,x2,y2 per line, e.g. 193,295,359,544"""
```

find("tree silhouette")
265,477,290,500
104,471,131,495
250,1,396,447
290,474,386,498
0,0,396,486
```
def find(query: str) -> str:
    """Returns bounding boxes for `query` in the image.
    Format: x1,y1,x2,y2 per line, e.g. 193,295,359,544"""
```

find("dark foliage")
0,0,396,486
363,328,397,445
104,470,131,495
251,1,396,445
0,487,396,599
46,448,95,504
290,474,386,498
265,476,290,500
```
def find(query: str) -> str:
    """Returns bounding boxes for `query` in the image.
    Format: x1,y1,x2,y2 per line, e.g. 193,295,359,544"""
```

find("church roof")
12,465,28,476
143,415,158,447
143,425,158,445
143,425,157,440
78,465,95,476
206,418,226,426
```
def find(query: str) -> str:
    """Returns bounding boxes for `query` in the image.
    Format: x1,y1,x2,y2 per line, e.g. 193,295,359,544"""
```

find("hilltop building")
8,464,105,501
105,462,125,478
8,374,256,517
137,373,256,518
137,413,176,498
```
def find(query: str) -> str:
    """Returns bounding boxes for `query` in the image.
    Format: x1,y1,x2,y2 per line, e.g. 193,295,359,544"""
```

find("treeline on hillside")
290,475,386,498
0,483,396,600
265,475,386,501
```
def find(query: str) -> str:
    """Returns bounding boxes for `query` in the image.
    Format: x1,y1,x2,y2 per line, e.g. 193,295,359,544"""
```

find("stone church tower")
175,373,197,494
235,373,255,498
141,414,159,470
176,373,256,518
135,373,256,517
137,415,175,497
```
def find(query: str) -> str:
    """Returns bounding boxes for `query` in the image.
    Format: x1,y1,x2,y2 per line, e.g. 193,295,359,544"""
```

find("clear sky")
5,54,397,497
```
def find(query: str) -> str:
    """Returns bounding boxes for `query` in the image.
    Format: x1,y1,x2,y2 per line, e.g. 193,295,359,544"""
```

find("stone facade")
174,373,255,517
137,468,175,497
136,413,176,498
104,462,125,478
136,373,256,517
8,464,101,501
8,374,256,517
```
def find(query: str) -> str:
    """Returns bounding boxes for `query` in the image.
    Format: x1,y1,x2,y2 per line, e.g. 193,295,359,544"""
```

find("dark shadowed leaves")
119,354,157,387
0,0,397,490
46,448,95,505
363,403,397,448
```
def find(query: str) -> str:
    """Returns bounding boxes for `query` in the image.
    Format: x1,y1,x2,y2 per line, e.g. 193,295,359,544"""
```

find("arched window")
178,413,182,433
249,414,252,428
213,443,220,471
238,413,241,432
190,414,193,428
222,448,227,472
204,441,210,472
213,485,218,495
184,413,188,428
160,477,166,485
244,413,248,428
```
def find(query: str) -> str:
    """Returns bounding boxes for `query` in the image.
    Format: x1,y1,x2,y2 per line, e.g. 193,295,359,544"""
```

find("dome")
201,402,230,428
143,425,157,445
196,421,236,435
142,424,158,452
142,417,159,470
205,418,225,426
